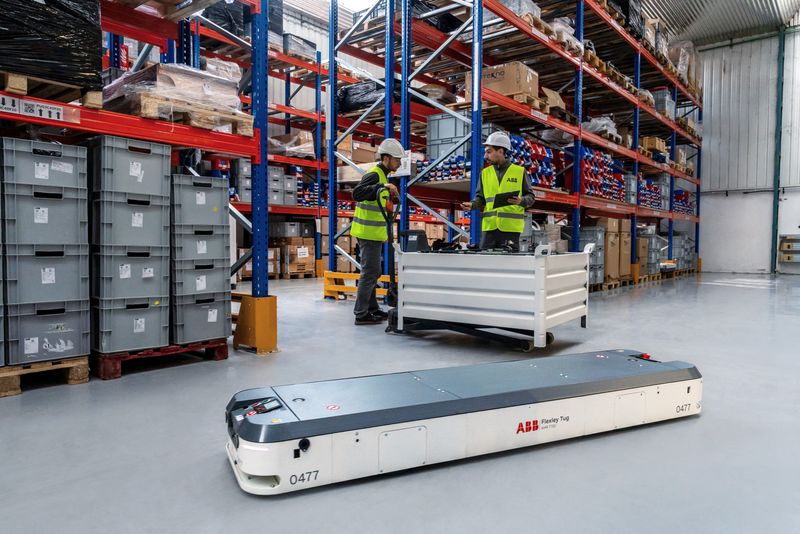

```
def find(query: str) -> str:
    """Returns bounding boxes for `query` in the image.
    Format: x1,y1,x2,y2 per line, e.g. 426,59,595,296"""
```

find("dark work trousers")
354,238,384,318
480,230,520,250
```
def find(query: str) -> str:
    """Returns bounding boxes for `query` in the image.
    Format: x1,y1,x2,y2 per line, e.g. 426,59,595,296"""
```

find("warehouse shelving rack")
326,0,702,274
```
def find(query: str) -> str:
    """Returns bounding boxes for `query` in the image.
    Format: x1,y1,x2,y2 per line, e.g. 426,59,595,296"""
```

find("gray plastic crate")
426,111,495,162
171,292,231,344
171,225,229,261
92,245,170,299
5,244,89,304
1,138,87,188
89,136,171,197
269,177,284,191
92,296,169,353
171,174,229,226
239,187,251,203
92,191,170,247
283,191,297,206
6,300,90,365
171,258,230,296
2,183,87,245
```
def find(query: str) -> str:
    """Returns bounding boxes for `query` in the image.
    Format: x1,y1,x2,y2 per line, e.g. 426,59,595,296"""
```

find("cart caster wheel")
522,340,536,353
546,332,555,346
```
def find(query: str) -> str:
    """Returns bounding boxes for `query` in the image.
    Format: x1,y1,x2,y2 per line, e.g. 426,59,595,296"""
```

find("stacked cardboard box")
320,217,352,272
619,219,632,279
271,237,315,276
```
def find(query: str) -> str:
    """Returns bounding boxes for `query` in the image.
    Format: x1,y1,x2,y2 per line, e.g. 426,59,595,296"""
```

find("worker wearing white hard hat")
460,131,535,250
350,138,403,325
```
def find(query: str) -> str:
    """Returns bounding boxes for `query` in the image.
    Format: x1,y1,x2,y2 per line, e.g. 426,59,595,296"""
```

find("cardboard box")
409,221,427,232
339,162,374,183
320,237,329,255
676,147,687,166
338,134,353,160
637,238,649,269
337,257,352,273
320,217,351,235
619,219,632,233
339,236,352,253
640,136,667,154
619,232,632,277
281,244,315,267
604,232,620,281
271,237,313,247
644,18,658,48
541,87,565,112
555,239,569,253
351,142,378,164
591,217,620,233
466,61,538,100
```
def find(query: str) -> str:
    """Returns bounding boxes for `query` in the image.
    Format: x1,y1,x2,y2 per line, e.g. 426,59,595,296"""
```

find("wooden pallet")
324,270,391,300
0,356,89,398
603,280,621,291
523,13,556,38
583,49,603,70
1,71,101,109
600,131,623,145
91,339,228,380
550,108,579,125
637,146,653,159
116,0,220,21
281,271,316,280
589,283,604,293
104,93,254,136
619,277,634,287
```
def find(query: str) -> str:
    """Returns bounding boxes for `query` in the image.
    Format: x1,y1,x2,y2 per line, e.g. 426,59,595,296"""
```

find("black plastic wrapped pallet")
354,0,460,33
270,0,284,36
338,80,431,113
0,0,102,91
615,0,643,39
203,1,246,37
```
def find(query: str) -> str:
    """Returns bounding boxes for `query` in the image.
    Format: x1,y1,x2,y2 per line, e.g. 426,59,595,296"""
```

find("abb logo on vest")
516,419,539,434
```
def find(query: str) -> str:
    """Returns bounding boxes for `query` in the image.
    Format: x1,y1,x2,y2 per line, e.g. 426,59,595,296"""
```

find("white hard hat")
377,138,406,159
484,131,511,151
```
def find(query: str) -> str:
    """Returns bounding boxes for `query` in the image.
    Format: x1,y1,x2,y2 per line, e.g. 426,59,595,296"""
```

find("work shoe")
371,309,389,319
354,313,384,325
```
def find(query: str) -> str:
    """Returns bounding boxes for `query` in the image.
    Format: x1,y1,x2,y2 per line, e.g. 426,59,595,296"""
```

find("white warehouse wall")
699,31,800,273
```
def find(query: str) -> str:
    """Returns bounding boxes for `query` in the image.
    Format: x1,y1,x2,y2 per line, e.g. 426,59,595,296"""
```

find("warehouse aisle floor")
1,273,799,533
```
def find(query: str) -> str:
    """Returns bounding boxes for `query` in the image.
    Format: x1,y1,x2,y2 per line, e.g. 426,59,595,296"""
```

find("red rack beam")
581,196,637,214
100,0,174,49
0,90,258,158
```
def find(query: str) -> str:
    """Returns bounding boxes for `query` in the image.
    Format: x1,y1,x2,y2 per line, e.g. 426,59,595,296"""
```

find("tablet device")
492,191,520,208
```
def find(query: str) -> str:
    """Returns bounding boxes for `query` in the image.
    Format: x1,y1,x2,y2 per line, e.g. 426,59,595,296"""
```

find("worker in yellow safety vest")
350,138,403,325
461,131,535,249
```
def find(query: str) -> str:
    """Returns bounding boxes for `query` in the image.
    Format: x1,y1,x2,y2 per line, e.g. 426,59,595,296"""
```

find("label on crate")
142,267,154,279
35,162,50,180
41,267,55,285
196,192,206,205
51,161,73,174
119,263,132,279
196,275,207,291
133,317,146,333
132,212,144,228
196,240,208,255
34,207,48,224
297,246,309,259
208,309,218,323
129,161,144,182
24,337,39,355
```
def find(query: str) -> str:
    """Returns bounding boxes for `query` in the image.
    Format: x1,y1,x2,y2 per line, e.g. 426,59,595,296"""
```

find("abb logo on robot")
516,419,539,434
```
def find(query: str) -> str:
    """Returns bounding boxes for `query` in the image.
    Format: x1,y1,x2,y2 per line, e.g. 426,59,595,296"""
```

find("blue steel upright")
383,0,395,274
177,20,193,65
192,20,201,68
668,85,678,260
570,0,585,253
468,0,484,246
327,0,339,272
631,51,642,264
315,51,323,261
107,34,123,68
250,0,270,298
284,33,292,133
161,40,176,63
399,0,412,248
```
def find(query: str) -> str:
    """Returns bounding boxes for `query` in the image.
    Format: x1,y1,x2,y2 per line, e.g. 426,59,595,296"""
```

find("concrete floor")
1,273,799,533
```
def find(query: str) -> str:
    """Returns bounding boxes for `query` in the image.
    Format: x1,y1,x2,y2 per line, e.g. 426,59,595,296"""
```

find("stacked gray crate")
89,136,171,353
1,138,90,365
671,233,697,270
170,174,231,344
579,227,605,285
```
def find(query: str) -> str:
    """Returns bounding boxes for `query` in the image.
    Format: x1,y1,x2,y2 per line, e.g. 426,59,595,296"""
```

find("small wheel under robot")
522,332,555,352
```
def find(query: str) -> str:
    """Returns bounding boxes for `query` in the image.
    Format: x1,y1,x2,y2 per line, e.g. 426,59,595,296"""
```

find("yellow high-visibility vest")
351,166,389,241
481,164,525,233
